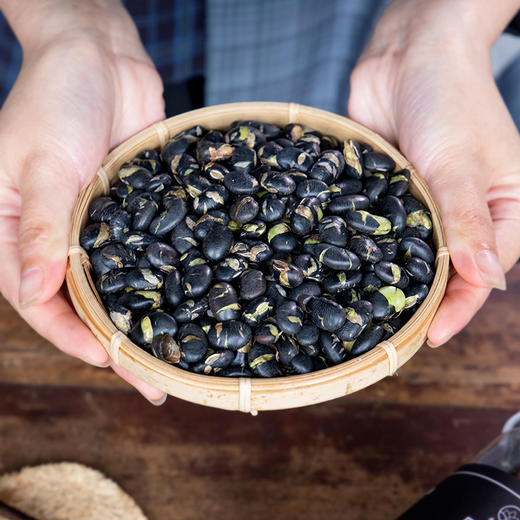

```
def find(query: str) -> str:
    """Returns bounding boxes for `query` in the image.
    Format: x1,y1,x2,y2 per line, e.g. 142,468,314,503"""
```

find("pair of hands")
0,0,519,404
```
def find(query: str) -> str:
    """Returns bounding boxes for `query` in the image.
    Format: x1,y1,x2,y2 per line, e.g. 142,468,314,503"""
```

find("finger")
427,196,520,347
17,153,80,308
110,361,167,405
426,160,506,291
23,291,110,367
427,273,491,347
0,214,109,366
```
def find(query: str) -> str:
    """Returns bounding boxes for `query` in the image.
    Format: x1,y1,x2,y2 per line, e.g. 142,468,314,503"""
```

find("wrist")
364,0,520,63
1,0,143,57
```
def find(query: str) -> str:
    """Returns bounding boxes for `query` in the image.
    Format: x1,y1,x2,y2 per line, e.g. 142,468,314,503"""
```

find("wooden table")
1,265,519,520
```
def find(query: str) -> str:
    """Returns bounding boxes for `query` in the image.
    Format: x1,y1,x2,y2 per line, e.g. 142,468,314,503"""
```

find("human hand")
0,0,167,403
348,0,520,346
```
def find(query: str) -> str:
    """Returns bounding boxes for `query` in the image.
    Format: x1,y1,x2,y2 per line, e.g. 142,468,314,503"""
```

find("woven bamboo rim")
66,102,449,414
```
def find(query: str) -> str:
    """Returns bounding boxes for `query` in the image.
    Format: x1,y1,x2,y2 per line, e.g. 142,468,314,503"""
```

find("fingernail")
19,267,43,308
475,250,506,290
427,339,445,349
148,394,167,406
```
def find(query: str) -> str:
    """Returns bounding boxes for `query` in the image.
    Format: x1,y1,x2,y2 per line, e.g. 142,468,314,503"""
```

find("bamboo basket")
66,102,450,414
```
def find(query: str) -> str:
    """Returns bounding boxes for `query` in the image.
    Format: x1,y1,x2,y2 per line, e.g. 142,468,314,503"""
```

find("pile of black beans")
81,121,435,377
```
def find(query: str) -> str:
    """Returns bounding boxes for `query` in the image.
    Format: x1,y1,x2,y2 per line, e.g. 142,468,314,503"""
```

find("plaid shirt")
0,1,518,118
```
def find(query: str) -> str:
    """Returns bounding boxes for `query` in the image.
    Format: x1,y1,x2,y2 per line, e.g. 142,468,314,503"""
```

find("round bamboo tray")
66,102,449,414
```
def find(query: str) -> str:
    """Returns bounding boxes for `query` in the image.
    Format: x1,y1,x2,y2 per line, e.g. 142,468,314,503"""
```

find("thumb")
17,154,79,308
427,159,506,291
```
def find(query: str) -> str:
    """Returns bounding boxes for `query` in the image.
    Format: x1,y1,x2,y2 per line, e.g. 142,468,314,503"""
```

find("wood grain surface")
0,264,519,520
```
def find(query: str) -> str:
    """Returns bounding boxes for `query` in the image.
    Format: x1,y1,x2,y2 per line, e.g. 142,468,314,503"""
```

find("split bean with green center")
83,120,437,377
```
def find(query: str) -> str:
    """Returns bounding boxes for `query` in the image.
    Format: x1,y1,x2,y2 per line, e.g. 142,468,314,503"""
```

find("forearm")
0,0,141,53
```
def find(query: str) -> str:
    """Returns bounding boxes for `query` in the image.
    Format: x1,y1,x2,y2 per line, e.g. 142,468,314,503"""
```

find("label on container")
397,464,520,520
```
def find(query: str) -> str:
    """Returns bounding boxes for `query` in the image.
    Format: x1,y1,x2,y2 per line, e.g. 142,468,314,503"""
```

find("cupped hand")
0,14,167,402
348,0,520,346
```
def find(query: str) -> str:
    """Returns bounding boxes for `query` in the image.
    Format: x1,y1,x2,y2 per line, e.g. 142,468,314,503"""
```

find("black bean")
296,179,330,202
151,334,182,364
215,256,249,282
223,170,259,195
126,268,163,290
130,311,177,347
290,352,314,374
204,162,229,182
329,179,363,197
147,173,172,193
183,263,213,298
264,281,288,307
363,173,388,204
318,216,348,247
405,257,434,284
377,195,406,234
375,237,398,261
387,169,410,197
144,243,178,272
368,286,406,320
343,139,363,180
97,270,127,294
91,244,136,276
178,323,208,363
295,321,320,347
109,210,131,242
192,185,228,215
327,194,370,214
229,196,259,224
322,271,362,294
80,222,111,251
183,173,212,198
260,171,296,196
350,325,385,356
193,349,235,375
276,301,304,335
374,261,409,289
363,151,395,173
122,231,156,252
229,145,257,174
207,320,252,350
291,197,322,235
132,198,158,231
242,296,273,326
271,260,304,288
310,150,344,183
174,298,209,322
257,195,286,222
309,297,347,332
336,300,373,341
232,240,273,263
164,268,184,307
313,244,361,271
248,343,281,377
288,281,322,305
201,223,233,262
254,321,282,344
345,210,392,235
277,335,300,366
267,222,298,253
118,290,162,312
360,272,384,294
109,304,133,335
349,234,383,264
208,282,241,321
239,220,266,240
118,164,153,188
149,200,187,236
399,237,435,265
239,269,266,300
320,331,350,364
225,124,266,148
405,209,433,240
276,146,313,172
88,196,120,223
404,283,429,309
